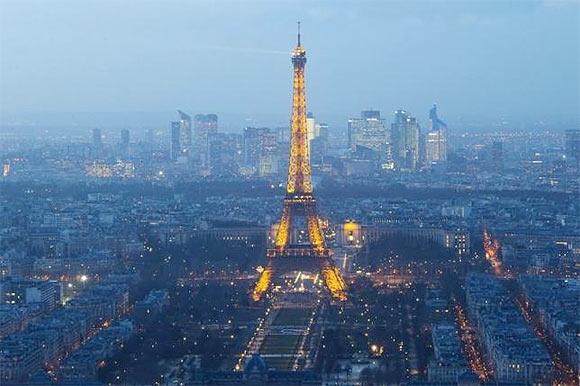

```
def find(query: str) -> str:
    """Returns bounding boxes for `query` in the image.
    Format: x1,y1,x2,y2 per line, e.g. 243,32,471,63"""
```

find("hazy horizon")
1,0,579,131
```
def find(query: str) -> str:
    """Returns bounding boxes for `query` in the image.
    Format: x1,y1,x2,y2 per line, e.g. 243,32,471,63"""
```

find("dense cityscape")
1,2,579,386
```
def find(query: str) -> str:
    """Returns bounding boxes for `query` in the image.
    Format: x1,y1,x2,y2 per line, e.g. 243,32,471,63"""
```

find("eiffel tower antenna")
297,21,301,46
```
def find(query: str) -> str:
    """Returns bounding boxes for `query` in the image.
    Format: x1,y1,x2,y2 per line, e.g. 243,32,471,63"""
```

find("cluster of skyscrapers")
348,105,448,171
164,105,447,179
166,110,333,178
170,112,218,170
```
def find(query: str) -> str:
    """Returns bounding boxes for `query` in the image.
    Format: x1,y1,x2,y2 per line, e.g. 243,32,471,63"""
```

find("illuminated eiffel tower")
252,24,347,302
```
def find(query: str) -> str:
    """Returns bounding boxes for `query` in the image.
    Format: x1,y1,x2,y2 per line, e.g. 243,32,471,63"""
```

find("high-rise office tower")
307,112,316,141
274,126,290,143
92,128,103,157
194,114,218,168
306,112,327,164
361,110,381,120
92,128,102,147
177,110,192,158
306,112,323,141
208,133,243,176
242,127,280,176
259,132,279,176
491,141,504,171
120,129,130,157
426,131,445,163
310,122,329,165
348,110,388,156
405,116,420,170
391,110,420,170
565,129,580,167
425,105,448,165
243,127,271,170
318,122,329,139
275,128,291,176
170,121,181,161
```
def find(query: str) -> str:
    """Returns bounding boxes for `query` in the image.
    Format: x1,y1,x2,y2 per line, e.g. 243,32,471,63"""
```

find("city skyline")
0,3,578,385
1,1,579,131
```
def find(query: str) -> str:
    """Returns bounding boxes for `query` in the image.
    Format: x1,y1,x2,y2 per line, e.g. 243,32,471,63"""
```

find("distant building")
427,323,473,382
465,273,553,384
92,128,102,156
0,336,42,382
2,163,9,177
243,127,270,172
391,110,420,170
348,110,388,158
491,140,503,171
306,112,316,141
119,129,130,157
305,112,330,167
425,105,448,165
565,129,580,167
519,276,580,373
343,158,376,176
208,133,243,176
426,131,446,164
0,259,10,279
170,121,181,161
194,114,218,168
259,131,279,176
310,133,328,166
274,126,290,143
0,277,61,311
178,110,193,159
92,128,102,146
337,220,363,247
363,226,470,257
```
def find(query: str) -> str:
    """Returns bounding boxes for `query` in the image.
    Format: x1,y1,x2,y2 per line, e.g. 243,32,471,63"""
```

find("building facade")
348,110,388,158
391,110,420,170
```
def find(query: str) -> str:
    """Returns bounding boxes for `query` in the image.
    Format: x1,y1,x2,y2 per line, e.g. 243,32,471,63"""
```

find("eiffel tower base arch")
252,254,347,302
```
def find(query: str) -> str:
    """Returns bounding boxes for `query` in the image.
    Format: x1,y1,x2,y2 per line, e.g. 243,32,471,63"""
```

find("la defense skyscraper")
425,104,448,165
252,25,347,302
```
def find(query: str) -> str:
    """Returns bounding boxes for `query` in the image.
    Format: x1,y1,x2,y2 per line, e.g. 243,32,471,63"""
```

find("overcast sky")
0,0,578,129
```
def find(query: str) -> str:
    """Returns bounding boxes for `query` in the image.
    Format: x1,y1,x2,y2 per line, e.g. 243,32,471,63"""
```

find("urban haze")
0,1,578,386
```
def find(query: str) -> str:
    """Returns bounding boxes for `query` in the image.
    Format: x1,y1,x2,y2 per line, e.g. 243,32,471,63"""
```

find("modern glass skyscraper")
348,110,388,156
92,128,102,147
243,127,270,171
208,133,243,176
92,128,103,157
491,140,504,171
170,121,181,161
177,110,192,159
194,114,218,168
391,110,420,170
426,105,448,165
120,129,130,158
565,129,580,167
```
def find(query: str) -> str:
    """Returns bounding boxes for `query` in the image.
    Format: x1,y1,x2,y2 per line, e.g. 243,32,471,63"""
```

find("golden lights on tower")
252,23,347,302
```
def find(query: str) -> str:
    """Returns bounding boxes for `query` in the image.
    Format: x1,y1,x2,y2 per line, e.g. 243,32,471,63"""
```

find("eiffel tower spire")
297,21,301,46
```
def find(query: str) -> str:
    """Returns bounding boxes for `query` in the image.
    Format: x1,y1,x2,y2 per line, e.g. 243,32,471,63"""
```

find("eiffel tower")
252,24,347,302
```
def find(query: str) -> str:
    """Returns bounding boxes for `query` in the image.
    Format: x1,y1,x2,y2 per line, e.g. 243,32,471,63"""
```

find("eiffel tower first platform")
252,24,347,302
